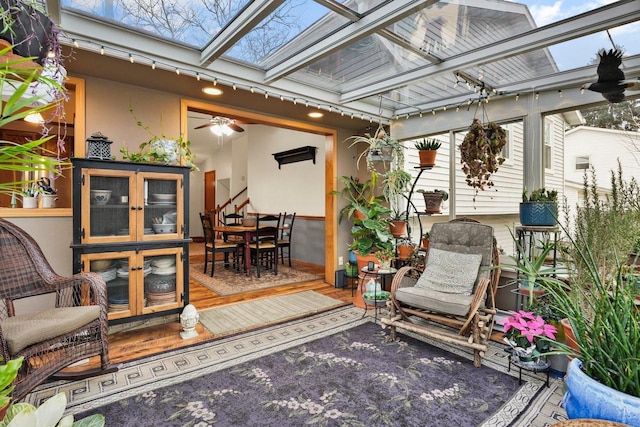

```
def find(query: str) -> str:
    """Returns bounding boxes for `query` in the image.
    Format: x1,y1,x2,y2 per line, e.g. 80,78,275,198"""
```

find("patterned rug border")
26,307,554,426
189,263,322,296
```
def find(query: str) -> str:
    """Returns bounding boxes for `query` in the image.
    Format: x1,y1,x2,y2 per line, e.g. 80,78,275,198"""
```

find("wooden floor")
103,244,355,366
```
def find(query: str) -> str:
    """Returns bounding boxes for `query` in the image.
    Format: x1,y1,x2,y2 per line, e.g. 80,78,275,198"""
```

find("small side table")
359,266,396,321
505,348,550,387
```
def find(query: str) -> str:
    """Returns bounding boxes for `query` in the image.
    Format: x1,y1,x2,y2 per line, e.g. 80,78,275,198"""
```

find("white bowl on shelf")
152,223,176,234
151,193,176,203
90,189,112,205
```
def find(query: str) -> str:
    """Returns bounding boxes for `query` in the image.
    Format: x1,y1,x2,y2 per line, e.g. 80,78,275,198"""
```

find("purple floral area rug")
77,322,536,426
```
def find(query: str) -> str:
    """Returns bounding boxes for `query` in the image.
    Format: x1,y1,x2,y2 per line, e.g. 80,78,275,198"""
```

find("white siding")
564,126,640,217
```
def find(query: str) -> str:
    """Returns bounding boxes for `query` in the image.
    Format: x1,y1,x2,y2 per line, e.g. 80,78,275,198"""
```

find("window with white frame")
575,155,590,170
500,124,511,160
543,118,553,170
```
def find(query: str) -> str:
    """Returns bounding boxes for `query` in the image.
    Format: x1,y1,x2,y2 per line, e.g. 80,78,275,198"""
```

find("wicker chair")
0,218,114,401
381,218,500,367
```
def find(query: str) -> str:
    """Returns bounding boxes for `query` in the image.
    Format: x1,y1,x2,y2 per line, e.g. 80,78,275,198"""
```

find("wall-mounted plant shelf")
272,146,317,169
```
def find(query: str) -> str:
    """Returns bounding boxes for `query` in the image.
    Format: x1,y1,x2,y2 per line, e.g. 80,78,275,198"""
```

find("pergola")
48,0,640,126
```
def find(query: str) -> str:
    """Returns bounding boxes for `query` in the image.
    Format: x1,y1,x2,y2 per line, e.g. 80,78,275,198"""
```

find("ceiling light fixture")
308,111,323,118
202,87,223,96
206,117,236,136
24,113,44,124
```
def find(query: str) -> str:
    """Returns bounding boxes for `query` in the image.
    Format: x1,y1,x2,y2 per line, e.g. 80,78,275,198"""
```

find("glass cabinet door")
141,248,184,314
84,252,137,320
139,172,184,241
82,169,136,243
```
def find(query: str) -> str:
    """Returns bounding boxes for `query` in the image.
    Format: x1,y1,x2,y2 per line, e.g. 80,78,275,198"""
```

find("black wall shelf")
272,146,317,169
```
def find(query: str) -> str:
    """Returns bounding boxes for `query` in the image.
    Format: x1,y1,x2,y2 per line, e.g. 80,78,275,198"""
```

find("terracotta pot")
561,318,580,357
353,210,367,221
421,238,430,250
418,150,437,168
397,244,414,260
389,220,407,238
422,191,446,214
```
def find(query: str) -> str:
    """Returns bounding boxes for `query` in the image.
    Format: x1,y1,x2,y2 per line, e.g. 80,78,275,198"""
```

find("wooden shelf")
272,146,317,169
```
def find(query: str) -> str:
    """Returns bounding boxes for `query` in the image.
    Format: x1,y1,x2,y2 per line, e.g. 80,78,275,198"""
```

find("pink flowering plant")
502,310,557,358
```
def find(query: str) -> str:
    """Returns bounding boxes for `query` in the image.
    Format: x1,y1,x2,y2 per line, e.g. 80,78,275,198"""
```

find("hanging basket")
460,118,507,201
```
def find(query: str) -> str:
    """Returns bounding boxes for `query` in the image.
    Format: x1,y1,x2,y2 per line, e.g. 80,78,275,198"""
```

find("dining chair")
278,212,296,266
200,213,240,277
249,213,281,277
222,211,244,225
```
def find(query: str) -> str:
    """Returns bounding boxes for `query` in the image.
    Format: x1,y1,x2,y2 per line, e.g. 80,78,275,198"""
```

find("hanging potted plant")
417,189,448,214
414,138,441,168
520,188,559,226
460,118,507,203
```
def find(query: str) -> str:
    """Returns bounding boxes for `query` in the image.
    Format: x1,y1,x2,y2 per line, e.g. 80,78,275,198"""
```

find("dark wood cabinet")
71,158,190,324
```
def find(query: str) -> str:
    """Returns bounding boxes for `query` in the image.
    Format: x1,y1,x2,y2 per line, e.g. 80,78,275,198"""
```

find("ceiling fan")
193,116,245,133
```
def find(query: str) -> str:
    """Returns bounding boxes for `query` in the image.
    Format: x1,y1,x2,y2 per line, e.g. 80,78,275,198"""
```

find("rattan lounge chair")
0,218,116,401
381,218,500,367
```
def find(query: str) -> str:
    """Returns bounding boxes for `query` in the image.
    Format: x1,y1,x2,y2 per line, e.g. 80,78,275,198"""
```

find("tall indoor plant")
0,45,66,197
536,166,640,424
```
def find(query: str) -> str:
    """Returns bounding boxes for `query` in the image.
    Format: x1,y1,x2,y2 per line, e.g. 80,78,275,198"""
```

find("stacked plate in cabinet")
145,274,176,306
107,278,129,313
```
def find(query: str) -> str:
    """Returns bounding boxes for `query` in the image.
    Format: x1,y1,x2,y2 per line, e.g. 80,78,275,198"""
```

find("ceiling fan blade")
228,123,245,132
194,122,214,129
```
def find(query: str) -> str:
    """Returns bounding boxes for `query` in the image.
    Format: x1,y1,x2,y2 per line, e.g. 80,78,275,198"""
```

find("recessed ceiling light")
308,112,323,118
202,87,223,96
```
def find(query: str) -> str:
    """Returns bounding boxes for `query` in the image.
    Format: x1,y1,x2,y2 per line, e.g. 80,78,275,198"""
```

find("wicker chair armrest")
48,272,109,309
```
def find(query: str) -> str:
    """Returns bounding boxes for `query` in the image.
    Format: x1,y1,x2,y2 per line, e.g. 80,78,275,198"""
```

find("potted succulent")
414,138,441,168
520,188,558,226
460,118,507,204
417,189,448,214
503,228,556,304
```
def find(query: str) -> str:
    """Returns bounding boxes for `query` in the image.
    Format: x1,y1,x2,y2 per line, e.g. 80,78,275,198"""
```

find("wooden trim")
180,99,338,286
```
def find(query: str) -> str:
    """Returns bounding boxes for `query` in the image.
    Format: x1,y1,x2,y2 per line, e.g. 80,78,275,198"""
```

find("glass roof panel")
226,0,389,68
225,0,344,66
547,22,640,71
61,0,251,49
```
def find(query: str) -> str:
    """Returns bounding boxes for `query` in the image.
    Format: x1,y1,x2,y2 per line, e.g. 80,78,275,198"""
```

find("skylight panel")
61,0,251,49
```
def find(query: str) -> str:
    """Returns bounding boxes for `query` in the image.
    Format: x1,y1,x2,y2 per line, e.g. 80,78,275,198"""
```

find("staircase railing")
215,186,248,226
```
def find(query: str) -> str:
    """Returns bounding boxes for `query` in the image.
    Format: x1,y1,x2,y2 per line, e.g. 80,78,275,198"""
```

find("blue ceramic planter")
563,358,640,425
519,202,557,226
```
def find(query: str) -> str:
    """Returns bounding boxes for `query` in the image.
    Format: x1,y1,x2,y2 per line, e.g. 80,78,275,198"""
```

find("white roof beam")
264,0,440,83
341,0,640,103
394,55,640,116
200,0,286,67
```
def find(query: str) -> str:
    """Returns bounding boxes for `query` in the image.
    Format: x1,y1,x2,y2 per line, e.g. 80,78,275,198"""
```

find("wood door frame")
180,99,338,285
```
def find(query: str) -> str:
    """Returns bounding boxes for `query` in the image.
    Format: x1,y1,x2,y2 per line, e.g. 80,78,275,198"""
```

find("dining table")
213,224,278,277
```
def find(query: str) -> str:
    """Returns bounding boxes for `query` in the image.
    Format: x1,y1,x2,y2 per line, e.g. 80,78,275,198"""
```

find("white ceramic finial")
180,304,199,339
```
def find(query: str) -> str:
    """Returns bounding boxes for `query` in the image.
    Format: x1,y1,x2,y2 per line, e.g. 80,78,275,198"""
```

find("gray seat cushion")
1,306,100,355
395,286,474,317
